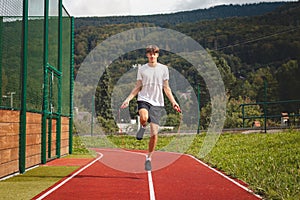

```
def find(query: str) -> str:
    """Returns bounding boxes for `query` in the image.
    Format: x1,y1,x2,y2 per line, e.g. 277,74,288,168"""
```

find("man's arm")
163,80,181,112
120,80,142,109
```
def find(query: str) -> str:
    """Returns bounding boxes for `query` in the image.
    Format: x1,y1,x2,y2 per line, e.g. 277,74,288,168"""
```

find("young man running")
120,45,181,171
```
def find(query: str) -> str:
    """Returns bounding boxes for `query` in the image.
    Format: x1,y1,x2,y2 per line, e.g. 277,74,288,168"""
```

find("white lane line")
186,154,263,199
36,153,103,200
99,148,156,200
99,149,260,199
148,171,156,200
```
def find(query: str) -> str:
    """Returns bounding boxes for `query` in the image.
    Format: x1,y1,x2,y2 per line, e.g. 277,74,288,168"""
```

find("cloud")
64,0,131,17
63,0,296,17
129,0,180,15
63,0,184,16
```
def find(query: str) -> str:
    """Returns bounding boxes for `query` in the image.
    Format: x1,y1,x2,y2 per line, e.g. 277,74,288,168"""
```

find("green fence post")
197,84,201,134
56,0,63,158
42,0,49,164
47,111,52,158
91,95,94,136
19,0,29,174
242,104,245,128
263,77,268,133
69,16,74,154
0,16,3,103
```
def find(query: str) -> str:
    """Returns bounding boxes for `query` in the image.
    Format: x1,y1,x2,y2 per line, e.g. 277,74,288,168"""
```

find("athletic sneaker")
136,127,145,140
145,159,152,171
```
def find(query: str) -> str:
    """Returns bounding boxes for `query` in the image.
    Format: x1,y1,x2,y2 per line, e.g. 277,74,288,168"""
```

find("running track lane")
34,149,261,200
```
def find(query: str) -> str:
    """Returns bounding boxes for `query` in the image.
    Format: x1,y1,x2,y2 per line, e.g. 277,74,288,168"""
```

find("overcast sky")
62,0,296,17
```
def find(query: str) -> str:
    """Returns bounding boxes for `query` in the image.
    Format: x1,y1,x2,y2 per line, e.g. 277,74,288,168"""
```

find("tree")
95,69,118,133
276,60,300,112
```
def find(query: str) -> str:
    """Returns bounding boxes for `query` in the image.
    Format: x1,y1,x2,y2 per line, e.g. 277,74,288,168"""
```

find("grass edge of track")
0,166,79,200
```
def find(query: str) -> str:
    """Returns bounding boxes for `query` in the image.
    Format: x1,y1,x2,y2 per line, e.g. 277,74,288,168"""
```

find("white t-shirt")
137,63,169,106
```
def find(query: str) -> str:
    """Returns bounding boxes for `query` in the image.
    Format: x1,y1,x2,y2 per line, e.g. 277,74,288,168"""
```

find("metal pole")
42,0,50,164
242,105,245,128
69,16,74,154
19,0,29,174
56,0,63,158
197,84,201,134
47,113,52,158
48,73,53,158
0,17,3,104
263,78,267,133
91,95,94,136
9,92,16,108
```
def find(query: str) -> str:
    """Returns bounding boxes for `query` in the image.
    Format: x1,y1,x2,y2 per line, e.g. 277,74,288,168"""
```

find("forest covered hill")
74,1,300,129
74,2,287,28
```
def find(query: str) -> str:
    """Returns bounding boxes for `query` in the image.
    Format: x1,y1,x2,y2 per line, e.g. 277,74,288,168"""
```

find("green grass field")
192,131,300,200
0,166,78,200
0,130,299,199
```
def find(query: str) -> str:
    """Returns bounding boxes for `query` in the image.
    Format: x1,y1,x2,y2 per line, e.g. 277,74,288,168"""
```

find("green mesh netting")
0,0,72,115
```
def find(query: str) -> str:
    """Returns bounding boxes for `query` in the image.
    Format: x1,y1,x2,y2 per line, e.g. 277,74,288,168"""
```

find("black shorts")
137,101,164,125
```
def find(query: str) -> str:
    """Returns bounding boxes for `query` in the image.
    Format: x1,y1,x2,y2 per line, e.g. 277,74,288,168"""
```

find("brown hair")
146,45,159,53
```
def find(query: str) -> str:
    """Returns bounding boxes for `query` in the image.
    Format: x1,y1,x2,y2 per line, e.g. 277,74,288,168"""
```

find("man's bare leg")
148,123,159,159
139,108,148,126
136,108,148,140
145,123,158,171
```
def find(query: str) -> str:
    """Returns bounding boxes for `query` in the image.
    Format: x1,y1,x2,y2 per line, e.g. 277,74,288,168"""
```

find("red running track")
34,148,261,200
